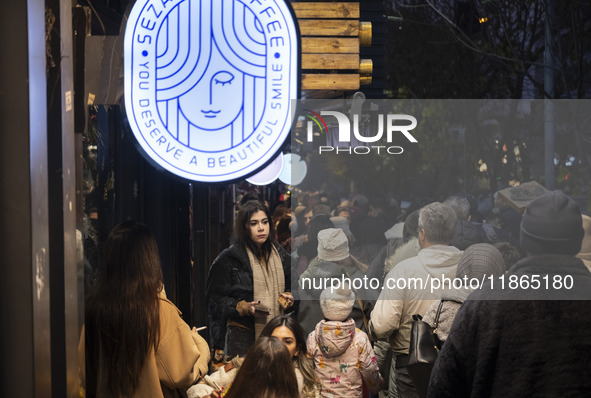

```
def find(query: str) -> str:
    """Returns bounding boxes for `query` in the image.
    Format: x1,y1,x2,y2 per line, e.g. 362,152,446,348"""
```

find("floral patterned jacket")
307,319,383,397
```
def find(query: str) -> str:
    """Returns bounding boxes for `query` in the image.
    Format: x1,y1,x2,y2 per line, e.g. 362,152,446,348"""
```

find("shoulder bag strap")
346,272,369,331
433,300,445,330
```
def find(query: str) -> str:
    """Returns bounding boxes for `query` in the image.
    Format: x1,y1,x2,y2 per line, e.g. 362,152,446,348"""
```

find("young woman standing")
206,200,293,358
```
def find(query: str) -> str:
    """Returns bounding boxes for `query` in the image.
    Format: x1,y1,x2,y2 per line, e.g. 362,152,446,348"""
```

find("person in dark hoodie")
428,190,591,398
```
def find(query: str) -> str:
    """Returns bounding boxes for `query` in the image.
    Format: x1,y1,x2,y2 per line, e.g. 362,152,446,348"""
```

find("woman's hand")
278,292,294,310
208,381,225,397
236,300,259,316
208,390,223,398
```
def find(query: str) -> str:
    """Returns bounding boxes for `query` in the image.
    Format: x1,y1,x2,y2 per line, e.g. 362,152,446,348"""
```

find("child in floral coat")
307,287,383,397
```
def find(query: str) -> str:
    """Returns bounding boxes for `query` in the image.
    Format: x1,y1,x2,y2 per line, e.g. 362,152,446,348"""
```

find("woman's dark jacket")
205,242,291,350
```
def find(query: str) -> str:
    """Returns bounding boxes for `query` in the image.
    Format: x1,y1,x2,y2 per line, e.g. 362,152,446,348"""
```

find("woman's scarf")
247,245,285,339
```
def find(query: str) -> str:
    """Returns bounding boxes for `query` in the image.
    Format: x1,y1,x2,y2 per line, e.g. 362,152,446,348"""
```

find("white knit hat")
320,287,355,321
317,228,349,262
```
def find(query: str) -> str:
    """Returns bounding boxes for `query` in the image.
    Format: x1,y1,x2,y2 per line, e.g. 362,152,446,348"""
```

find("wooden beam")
302,53,359,70
302,74,360,90
292,2,360,19
298,19,359,36
302,37,359,54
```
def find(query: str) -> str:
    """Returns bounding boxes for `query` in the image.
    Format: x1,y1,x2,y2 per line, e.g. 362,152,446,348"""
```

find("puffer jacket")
307,319,382,397
206,242,291,350
369,245,462,355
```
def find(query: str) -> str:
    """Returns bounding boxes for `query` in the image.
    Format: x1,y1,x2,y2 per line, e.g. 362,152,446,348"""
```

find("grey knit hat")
456,243,506,280
520,191,583,255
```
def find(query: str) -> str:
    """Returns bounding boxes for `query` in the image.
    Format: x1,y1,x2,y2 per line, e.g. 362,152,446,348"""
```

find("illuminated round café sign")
124,0,299,182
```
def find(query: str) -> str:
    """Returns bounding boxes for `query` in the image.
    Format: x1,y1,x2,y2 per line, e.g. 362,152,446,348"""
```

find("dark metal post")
46,0,80,396
0,0,51,396
544,0,556,190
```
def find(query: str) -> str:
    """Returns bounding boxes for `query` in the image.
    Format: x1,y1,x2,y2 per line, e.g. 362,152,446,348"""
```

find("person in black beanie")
520,190,584,255
428,190,591,398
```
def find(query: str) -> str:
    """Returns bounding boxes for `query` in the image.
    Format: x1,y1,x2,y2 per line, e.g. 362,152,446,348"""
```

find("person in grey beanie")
428,190,591,398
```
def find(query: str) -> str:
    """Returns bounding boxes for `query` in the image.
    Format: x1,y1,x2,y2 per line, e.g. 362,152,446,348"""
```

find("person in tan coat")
81,221,210,397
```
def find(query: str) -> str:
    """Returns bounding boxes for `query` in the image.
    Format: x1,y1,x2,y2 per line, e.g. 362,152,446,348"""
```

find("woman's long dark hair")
261,315,319,395
85,221,163,397
235,200,276,262
224,336,299,398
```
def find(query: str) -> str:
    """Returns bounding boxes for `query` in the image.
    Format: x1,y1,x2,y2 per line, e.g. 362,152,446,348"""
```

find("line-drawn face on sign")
178,44,245,131
155,0,267,151
124,0,298,182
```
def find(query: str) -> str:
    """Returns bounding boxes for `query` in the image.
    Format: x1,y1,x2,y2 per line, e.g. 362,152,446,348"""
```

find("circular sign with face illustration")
125,0,298,182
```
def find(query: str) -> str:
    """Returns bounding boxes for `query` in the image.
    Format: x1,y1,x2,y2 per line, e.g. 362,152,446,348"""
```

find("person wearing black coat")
428,191,591,397
206,200,292,358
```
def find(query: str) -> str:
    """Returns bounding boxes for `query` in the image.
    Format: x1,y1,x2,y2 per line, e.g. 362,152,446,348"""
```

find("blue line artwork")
125,0,298,182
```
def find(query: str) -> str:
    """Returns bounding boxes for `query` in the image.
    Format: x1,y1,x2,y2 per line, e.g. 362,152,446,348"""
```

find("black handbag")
407,300,445,398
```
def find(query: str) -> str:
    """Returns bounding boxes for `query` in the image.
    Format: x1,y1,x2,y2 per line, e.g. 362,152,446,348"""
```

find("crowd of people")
81,186,591,397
